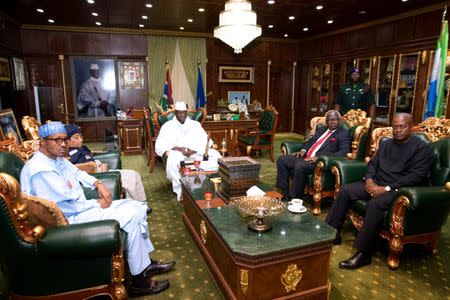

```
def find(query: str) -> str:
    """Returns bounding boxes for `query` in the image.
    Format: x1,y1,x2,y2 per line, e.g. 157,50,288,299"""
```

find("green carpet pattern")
1,133,449,300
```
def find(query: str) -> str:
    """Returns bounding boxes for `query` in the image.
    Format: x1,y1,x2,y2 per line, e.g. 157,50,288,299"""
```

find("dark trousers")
325,181,394,253
275,155,316,198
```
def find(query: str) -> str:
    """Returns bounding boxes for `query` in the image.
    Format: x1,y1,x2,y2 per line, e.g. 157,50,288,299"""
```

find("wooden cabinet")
118,118,143,155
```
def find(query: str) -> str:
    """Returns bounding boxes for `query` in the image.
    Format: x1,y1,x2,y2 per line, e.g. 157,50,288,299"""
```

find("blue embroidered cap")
350,67,360,74
38,121,66,138
64,124,81,138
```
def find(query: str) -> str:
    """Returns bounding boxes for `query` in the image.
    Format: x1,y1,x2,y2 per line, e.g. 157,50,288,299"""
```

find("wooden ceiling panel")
0,0,447,39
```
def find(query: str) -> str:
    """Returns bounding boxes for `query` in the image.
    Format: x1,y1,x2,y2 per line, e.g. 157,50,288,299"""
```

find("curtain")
172,42,195,108
147,36,176,110
178,37,206,100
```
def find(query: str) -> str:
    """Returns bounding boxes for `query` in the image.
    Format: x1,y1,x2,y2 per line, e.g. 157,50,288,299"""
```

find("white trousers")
68,199,153,275
115,169,147,202
165,150,187,201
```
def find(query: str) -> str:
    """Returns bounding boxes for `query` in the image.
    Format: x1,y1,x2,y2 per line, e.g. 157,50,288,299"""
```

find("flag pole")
442,6,447,22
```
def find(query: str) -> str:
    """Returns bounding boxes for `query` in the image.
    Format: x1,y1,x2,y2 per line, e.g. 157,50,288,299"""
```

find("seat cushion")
21,193,68,228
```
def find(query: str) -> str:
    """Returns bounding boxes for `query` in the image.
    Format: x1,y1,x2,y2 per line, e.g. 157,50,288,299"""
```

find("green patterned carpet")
1,133,449,300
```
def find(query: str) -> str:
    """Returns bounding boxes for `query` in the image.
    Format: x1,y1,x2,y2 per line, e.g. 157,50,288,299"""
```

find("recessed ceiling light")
268,24,274,28
91,12,98,16
180,26,185,30
48,19,55,23
87,0,94,4
36,8,44,13
401,0,408,2
327,19,334,24
358,10,367,14
142,15,148,19
303,27,309,31
284,33,288,37
289,16,295,20
95,22,101,26
198,8,205,12
145,3,153,8
139,24,144,28
187,18,193,22
316,5,323,10
268,0,275,4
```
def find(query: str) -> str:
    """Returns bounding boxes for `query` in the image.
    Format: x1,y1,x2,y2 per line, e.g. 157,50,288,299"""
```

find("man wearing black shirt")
326,113,434,269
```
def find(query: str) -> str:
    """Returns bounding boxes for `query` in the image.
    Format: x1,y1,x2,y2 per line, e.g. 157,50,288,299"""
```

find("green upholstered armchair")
236,105,279,162
153,107,207,130
280,109,371,215
0,173,126,299
330,124,450,269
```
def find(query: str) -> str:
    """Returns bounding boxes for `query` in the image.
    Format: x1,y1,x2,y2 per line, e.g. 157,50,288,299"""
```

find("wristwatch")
384,185,391,192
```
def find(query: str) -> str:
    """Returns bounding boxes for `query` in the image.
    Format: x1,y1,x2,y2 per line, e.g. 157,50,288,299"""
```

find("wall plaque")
218,66,254,83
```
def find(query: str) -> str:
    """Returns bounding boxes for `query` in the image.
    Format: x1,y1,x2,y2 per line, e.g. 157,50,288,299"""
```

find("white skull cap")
90,64,99,70
174,101,187,111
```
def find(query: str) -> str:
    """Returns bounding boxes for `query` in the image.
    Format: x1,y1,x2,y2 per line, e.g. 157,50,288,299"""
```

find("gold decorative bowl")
230,196,286,232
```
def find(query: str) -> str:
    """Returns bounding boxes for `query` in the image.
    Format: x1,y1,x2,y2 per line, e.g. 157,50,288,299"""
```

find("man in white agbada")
77,63,115,118
20,121,174,297
155,101,221,201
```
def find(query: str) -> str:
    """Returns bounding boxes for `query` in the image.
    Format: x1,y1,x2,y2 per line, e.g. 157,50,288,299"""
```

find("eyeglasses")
45,137,70,145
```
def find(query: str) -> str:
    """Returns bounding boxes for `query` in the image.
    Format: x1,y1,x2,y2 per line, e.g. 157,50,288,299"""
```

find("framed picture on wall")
219,66,254,83
228,91,250,105
0,58,11,82
0,108,22,143
70,56,118,120
12,57,26,90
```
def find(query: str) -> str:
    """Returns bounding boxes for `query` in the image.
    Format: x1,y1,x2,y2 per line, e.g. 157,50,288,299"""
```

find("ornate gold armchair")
280,109,372,215
0,173,126,299
330,117,450,269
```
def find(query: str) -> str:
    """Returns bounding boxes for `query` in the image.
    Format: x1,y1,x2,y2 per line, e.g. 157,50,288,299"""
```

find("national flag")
195,66,206,109
162,64,173,111
425,18,448,118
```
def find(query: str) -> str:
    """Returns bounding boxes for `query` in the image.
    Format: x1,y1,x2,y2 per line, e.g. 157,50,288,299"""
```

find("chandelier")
214,0,262,54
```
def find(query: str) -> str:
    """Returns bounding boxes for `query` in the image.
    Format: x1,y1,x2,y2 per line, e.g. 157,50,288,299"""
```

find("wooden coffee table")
181,175,336,300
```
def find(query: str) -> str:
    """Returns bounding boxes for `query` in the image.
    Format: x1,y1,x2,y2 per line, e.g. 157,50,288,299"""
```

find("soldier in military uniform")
335,68,375,118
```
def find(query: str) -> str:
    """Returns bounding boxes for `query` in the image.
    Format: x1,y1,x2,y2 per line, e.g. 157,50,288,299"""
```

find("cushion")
21,193,68,229
75,161,97,174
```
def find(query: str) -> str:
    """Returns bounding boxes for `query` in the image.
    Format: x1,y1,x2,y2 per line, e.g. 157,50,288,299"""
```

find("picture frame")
12,57,26,90
218,66,254,83
228,91,250,105
119,62,145,89
70,56,119,120
0,108,22,143
0,57,11,82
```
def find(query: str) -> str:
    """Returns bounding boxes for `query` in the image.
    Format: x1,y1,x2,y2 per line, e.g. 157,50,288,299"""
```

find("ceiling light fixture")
36,8,44,13
358,10,367,14
401,0,408,2
316,5,323,10
95,22,101,26
289,16,295,20
142,15,148,19
268,24,274,28
198,8,205,12
139,24,144,28
327,19,334,24
267,0,275,4
284,33,288,37
92,12,98,16
303,27,309,31
87,0,94,4
48,19,55,23
187,18,193,22
145,3,153,8
180,26,185,30
214,0,261,54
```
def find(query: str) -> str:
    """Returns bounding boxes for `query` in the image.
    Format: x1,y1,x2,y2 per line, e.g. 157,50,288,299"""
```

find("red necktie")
306,130,333,158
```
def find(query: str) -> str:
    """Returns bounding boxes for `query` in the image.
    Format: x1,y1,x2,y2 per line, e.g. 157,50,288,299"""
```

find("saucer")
288,205,307,213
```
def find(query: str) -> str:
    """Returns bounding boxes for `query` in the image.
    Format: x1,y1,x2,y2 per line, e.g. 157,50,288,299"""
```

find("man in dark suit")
276,110,352,201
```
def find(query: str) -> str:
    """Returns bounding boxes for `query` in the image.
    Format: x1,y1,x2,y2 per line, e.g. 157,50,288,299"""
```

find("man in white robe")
20,121,174,297
155,101,221,201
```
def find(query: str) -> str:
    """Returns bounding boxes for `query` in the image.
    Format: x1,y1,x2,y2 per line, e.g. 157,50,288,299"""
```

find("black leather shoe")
146,207,152,214
333,231,342,245
338,251,372,269
129,279,170,296
144,260,176,275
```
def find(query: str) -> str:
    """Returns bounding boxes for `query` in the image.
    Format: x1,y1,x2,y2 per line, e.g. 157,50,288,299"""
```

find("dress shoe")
333,230,342,245
144,259,176,275
338,251,372,269
129,279,170,296
146,207,152,214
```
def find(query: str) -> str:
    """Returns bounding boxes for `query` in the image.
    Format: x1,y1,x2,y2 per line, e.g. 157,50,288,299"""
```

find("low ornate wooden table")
181,175,336,300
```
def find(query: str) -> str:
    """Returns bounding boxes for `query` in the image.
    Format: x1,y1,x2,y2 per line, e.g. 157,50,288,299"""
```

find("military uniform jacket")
335,82,374,114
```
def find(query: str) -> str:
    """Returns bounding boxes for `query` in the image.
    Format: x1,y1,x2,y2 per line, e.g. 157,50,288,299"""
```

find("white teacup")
289,198,303,207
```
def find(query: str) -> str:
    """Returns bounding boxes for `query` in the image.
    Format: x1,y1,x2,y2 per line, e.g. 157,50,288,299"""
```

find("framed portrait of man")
0,108,22,143
70,56,119,120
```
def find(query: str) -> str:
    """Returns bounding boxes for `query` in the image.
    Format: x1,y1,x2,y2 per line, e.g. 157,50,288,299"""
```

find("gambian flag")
162,64,173,111
425,19,448,119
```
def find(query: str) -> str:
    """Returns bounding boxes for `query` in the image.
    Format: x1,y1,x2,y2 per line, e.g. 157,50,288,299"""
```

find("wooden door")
269,63,291,132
